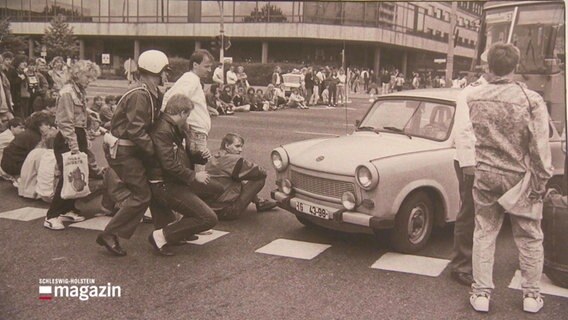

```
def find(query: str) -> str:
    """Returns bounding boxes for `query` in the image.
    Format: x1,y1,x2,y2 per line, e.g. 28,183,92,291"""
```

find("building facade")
3,0,482,76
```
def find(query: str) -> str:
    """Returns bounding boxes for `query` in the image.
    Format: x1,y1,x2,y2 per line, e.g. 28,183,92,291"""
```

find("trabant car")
270,88,566,253
281,73,302,96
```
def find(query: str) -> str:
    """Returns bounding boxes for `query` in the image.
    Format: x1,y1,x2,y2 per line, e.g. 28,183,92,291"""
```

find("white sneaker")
60,211,86,222
470,293,490,312
44,217,65,230
523,294,544,313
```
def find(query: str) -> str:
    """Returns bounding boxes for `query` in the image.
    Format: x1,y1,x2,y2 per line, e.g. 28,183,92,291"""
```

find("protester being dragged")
1,111,54,182
146,94,220,256
466,43,553,314
205,133,277,220
43,60,101,231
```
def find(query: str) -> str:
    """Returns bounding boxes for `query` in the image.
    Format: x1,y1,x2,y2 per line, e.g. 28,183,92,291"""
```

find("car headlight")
356,164,379,190
271,147,289,172
281,179,293,195
341,191,356,210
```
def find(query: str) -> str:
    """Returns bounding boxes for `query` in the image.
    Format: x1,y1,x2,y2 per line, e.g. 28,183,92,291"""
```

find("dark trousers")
103,146,151,239
217,178,265,220
328,86,337,105
150,182,218,243
449,160,475,274
46,128,89,219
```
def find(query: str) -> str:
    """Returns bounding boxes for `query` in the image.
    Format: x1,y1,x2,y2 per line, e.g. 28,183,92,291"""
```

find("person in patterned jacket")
465,43,553,314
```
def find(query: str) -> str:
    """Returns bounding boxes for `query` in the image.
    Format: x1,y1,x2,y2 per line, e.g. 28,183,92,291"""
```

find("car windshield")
359,99,455,141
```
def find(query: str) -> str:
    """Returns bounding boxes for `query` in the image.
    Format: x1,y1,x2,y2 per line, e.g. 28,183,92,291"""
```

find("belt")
117,139,136,146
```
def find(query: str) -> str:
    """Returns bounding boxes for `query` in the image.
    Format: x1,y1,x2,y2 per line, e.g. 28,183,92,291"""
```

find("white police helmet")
137,50,169,74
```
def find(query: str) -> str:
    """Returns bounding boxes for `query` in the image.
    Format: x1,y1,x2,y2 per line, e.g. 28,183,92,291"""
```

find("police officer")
96,50,169,256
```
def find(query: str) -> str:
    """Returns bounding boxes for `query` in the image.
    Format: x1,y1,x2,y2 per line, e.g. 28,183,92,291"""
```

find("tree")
245,4,287,22
0,18,28,54
41,15,78,60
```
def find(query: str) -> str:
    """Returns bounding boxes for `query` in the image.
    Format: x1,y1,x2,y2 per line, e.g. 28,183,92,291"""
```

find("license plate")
295,200,330,220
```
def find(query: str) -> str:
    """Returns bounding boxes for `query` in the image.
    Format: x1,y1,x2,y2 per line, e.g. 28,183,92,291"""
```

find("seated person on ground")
287,88,308,109
263,84,278,111
99,95,116,129
207,84,233,115
90,95,104,113
231,87,250,112
205,84,221,116
18,130,57,201
246,88,262,111
205,133,277,220
1,112,55,179
274,84,288,109
0,117,25,180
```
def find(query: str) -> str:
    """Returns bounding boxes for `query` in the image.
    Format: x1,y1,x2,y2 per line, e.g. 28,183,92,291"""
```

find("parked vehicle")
270,88,566,253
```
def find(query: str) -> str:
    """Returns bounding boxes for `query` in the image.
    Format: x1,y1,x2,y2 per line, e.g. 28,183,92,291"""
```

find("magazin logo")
38,283,121,301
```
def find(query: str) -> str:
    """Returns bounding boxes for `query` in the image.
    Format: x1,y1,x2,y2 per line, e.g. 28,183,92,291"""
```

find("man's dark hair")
1,51,14,60
25,111,54,133
188,49,214,71
220,133,244,150
210,84,219,94
104,95,115,104
487,42,520,76
8,117,24,129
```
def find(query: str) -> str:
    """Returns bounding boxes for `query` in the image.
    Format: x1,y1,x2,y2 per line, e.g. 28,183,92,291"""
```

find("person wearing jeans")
466,43,553,313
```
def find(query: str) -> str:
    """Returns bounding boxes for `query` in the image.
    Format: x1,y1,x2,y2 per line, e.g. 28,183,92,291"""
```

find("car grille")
291,170,355,200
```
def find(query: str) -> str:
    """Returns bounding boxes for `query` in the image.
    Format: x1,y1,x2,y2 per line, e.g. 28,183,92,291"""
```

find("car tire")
390,191,434,253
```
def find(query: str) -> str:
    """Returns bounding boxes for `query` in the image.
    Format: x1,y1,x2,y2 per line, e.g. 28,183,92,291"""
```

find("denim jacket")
467,78,553,193
56,81,87,152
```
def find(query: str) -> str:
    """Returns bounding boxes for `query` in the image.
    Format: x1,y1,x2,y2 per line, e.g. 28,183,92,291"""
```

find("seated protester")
146,94,221,256
263,84,278,111
205,133,277,221
246,87,261,111
90,95,104,113
231,87,250,112
287,88,308,109
35,145,57,203
18,131,56,200
99,95,116,129
255,88,269,111
274,84,288,109
205,84,220,116
217,85,235,115
0,117,25,180
0,111,55,179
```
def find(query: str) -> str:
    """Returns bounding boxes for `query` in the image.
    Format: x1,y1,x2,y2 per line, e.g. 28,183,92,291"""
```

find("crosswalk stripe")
0,207,46,221
508,269,568,298
370,252,450,277
255,238,331,260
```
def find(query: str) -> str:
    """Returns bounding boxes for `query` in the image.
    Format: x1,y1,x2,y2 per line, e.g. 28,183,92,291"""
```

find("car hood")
288,132,444,175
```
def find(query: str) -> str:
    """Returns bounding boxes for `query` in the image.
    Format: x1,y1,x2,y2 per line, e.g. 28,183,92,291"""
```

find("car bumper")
271,190,394,232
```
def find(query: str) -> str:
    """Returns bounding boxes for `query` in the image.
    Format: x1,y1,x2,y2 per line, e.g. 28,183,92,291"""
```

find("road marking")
69,216,111,231
0,207,46,221
184,229,229,245
370,252,450,277
508,269,568,298
294,131,339,137
255,238,331,260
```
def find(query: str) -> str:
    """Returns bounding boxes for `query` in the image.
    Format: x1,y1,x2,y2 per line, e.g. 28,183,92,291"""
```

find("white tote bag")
61,151,91,199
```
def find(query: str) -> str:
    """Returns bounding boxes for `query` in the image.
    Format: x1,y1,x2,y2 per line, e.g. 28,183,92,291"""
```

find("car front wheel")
390,191,434,253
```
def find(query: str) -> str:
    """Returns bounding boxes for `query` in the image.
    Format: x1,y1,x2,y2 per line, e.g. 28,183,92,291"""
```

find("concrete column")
79,39,85,60
373,46,381,75
401,51,408,76
134,39,140,61
28,39,34,58
261,41,269,64
195,41,202,51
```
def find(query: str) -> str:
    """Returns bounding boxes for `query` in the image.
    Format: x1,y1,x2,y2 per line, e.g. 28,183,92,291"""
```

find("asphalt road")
0,80,566,320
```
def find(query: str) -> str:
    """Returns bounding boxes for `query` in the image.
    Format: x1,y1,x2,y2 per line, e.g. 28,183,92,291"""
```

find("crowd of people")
0,48,278,258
